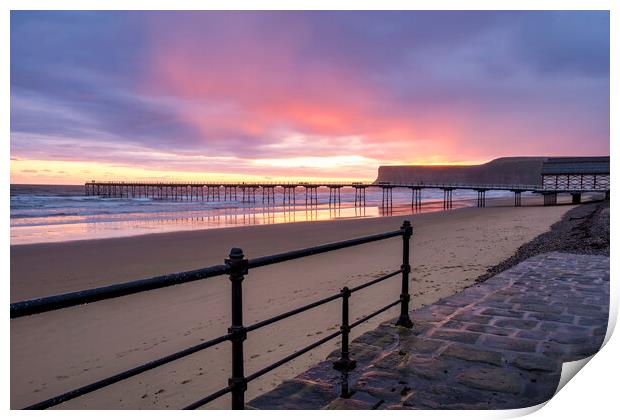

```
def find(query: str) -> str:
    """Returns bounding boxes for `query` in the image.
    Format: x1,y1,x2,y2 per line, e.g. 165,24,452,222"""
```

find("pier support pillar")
305,187,318,206
354,187,366,207
443,189,453,209
329,187,342,207
514,191,522,207
381,187,393,208
283,186,296,205
476,190,487,207
246,187,252,203
543,193,557,206
571,193,582,204
410,187,422,210
262,186,275,204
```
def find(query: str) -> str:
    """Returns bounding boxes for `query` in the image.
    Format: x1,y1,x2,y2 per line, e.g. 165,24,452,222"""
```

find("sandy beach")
11,199,575,409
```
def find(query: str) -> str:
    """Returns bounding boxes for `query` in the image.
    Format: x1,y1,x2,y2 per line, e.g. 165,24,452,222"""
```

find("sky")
10,10,610,184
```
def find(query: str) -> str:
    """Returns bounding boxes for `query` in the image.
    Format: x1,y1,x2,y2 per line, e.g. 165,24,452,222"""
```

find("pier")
84,180,609,208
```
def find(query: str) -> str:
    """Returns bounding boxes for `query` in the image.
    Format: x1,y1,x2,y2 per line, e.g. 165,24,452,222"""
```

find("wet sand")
11,197,576,409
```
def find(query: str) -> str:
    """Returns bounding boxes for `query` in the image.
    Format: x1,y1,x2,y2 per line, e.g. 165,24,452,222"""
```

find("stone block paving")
248,252,609,410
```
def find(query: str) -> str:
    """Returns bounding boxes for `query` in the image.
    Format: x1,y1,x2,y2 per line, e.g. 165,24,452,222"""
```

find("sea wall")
375,157,548,185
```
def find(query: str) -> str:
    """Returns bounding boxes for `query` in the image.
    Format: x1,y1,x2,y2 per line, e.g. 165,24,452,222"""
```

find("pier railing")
85,179,542,190
10,221,415,410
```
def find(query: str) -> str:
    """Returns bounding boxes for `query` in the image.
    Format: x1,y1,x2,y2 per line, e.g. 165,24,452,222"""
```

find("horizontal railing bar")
183,385,235,410
349,299,402,330
11,265,229,319
23,333,233,410
246,291,344,333
248,229,403,269
349,269,402,293
246,330,342,383
86,180,545,189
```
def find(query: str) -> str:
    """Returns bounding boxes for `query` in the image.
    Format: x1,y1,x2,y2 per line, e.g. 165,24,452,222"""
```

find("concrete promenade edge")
248,252,610,410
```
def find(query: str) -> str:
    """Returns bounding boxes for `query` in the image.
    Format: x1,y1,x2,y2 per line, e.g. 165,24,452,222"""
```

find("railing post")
226,248,248,410
333,286,356,398
396,220,414,328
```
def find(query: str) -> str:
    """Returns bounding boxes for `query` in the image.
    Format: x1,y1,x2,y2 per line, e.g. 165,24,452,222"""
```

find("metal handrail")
86,180,541,189
10,265,229,318
11,221,415,410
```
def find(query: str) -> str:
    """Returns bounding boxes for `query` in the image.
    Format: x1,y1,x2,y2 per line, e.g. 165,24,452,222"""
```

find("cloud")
10,11,610,180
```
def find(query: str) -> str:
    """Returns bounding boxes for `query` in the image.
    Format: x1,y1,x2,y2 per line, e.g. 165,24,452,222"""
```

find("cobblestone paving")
248,252,609,410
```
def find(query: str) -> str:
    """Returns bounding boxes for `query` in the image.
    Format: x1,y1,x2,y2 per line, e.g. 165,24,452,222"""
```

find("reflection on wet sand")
10,199,469,245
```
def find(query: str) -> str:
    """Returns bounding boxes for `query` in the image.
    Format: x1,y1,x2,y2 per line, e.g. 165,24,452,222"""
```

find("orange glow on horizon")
11,156,494,185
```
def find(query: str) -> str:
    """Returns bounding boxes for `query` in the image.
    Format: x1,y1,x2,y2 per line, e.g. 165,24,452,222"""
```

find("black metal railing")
10,221,415,410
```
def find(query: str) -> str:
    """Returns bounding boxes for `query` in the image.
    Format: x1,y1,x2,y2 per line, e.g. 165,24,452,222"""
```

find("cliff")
375,157,548,186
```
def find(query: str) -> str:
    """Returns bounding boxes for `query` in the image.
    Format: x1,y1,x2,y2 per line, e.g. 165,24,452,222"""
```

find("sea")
10,184,515,245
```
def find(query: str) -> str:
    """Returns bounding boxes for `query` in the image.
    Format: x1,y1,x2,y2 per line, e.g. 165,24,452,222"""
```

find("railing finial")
228,247,244,261
401,220,413,238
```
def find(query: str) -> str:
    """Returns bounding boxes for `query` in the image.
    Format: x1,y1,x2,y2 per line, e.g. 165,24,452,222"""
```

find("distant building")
541,157,610,191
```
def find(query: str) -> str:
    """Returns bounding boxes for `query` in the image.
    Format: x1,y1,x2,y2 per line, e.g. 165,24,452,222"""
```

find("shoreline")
11,197,472,249
11,202,576,409
10,195,477,246
10,192,589,248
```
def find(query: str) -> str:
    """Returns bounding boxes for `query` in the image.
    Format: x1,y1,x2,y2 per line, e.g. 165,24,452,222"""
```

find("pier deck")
84,180,610,208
